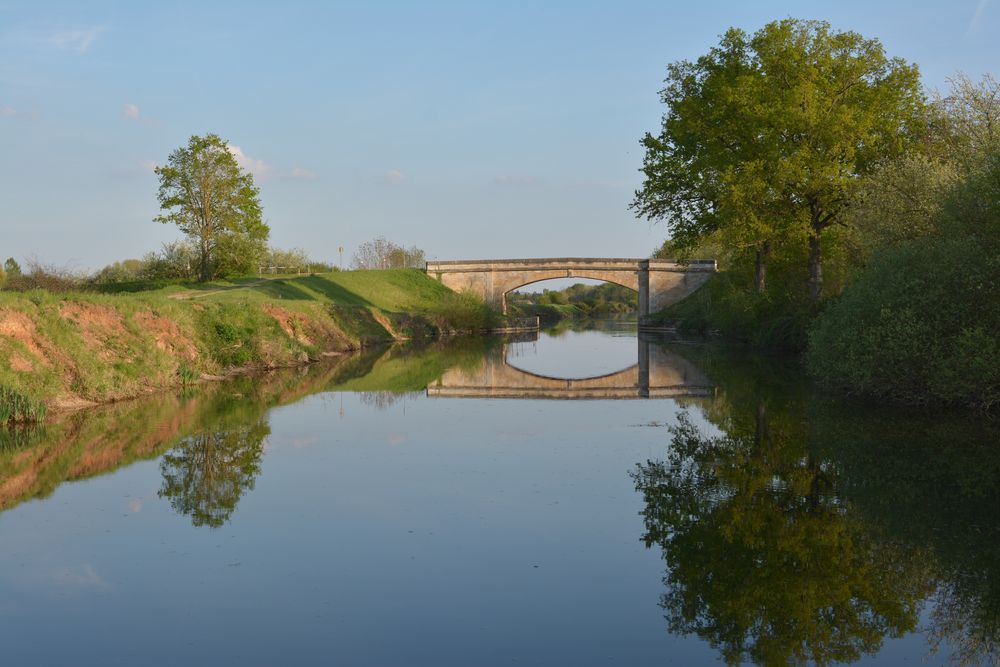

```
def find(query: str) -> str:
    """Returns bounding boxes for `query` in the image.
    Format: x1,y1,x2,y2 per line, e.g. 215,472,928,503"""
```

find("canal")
1,322,997,666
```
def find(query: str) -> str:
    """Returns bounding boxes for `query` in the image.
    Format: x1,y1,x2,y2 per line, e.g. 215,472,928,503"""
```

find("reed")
0,385,47,425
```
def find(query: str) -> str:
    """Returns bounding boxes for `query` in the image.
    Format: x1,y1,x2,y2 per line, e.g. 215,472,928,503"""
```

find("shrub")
653,272,813,351
807,235,1000,410
428,291,498,332
2,260,82,292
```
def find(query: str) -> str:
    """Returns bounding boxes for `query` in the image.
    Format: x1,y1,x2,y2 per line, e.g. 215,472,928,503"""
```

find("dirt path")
166,278,276,300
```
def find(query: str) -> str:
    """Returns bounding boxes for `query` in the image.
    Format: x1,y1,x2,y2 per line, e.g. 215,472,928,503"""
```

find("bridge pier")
638,336,650,398
638,261,650,318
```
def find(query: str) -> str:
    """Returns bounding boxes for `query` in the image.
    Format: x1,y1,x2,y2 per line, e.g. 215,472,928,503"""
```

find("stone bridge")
427,337,715,400
424,258,717,315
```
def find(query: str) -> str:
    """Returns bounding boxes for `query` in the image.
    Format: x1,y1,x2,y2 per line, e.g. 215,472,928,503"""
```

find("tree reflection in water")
632,408,932,666
158,420,268,528
633,339,1000,666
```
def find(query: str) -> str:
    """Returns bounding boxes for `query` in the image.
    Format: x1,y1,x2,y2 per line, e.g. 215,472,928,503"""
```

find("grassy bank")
0,269,494,416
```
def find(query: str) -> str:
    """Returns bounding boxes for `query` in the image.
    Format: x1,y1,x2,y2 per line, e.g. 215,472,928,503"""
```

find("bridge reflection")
427,334,714,400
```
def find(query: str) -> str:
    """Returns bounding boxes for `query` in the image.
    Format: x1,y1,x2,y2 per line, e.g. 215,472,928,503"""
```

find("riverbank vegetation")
634,18,999,410
0,269,495,416
0,128,490,419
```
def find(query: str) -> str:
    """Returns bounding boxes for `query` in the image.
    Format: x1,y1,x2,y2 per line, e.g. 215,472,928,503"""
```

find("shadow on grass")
249,280,318,301
295,275,373,307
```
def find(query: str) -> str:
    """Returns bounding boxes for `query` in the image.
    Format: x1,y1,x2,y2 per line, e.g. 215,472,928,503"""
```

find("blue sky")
1,0,997,271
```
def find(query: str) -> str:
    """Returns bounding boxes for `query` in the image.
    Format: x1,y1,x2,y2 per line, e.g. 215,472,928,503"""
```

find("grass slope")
0,270,485,415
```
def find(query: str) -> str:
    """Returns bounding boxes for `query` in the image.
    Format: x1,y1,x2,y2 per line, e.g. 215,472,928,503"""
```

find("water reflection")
1,328,998,666
429,332,714,400
633,410,931,665
0,337,497,520
635,342,1000,666
159,420,268,528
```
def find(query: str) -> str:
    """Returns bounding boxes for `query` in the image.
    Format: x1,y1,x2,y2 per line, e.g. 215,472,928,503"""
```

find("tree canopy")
154,134,268,281
633,19,925,300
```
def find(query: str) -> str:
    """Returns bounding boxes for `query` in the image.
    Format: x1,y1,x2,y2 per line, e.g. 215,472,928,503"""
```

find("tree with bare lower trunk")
154,134,268,282
633,19,925,301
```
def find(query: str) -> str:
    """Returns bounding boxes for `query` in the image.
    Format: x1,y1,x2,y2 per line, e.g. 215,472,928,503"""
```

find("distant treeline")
509,282,637,322
0,245,334,293
0,235,428,293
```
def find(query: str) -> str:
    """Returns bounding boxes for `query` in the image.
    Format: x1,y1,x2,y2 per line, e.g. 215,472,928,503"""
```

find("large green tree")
633,19,924,300
154,134,268,281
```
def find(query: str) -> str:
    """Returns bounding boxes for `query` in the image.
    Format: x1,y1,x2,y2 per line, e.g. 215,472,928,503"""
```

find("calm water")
1,323,998,666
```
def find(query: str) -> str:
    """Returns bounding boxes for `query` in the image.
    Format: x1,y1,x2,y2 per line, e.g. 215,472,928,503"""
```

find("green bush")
807,236,1000,410
653,272,813,351
197,304,269,367
428,291,498,332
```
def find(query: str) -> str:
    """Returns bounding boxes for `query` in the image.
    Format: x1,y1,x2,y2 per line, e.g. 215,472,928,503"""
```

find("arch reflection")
427,333,714,400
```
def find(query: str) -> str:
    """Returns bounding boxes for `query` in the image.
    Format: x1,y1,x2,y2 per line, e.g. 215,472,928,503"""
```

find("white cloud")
0,106,15,117
123,103,140,120
47,26,105,53
290,166,316,180
969,0,992,33
227,144,273,179
384,169,405,184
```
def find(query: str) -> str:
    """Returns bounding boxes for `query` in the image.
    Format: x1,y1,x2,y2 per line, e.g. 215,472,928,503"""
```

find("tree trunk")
200,237,211,282
754,401,769,448
807,234,823,302
754,241,771,294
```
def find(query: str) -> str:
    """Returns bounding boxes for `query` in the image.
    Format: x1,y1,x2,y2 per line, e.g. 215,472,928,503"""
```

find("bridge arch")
502,273,638,313
425,258,716,316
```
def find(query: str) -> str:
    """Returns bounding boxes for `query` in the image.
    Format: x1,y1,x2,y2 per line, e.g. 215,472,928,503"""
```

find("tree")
632,28,783,293
351,236,425,269
633,19,924,300
4,257,21,277
154,134,268,282
807,76,1000,410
